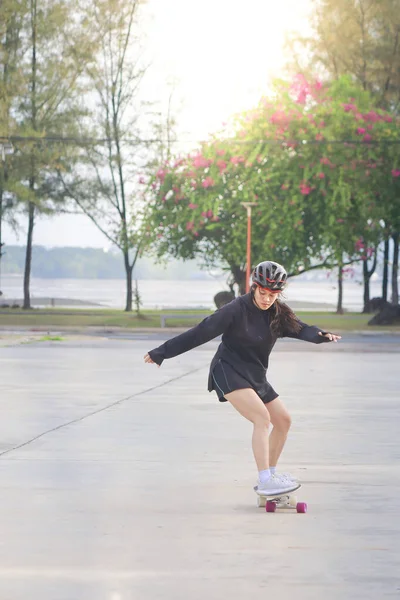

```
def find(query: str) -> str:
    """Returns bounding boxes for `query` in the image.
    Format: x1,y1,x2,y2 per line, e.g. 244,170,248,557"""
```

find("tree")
145,75,400,310
0,0,25,295
288,0,400,110
287,0,400,305
57,0,173,312
1,0,96,308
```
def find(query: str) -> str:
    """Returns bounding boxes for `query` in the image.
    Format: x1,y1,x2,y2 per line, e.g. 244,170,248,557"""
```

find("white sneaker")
275,472,298,484
255,474,300,496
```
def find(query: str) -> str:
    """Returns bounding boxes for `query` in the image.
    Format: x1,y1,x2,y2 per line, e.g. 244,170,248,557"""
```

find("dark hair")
251,285,302,337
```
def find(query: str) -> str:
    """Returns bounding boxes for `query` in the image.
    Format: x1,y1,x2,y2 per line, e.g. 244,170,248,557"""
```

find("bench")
160,313,208,328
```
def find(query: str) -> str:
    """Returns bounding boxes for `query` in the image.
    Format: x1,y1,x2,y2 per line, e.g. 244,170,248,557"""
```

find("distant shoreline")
0,296,337,311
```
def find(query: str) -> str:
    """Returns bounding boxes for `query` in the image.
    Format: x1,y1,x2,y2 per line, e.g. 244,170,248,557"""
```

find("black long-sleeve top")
148,292,330,390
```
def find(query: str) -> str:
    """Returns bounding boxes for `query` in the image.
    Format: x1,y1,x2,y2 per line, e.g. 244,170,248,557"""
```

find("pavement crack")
0,364,208,458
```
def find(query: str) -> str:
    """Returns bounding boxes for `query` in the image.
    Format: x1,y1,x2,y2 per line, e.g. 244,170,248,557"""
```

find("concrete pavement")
0,333,399,599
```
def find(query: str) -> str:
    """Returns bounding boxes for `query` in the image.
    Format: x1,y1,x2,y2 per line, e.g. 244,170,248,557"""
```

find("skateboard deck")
254,484,307,513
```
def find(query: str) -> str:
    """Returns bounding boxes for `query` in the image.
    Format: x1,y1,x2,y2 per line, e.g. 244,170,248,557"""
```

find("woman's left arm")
284,320,341,344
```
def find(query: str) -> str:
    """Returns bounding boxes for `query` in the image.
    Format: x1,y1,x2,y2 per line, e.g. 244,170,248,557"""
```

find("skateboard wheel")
296,502,307,513
266,501,276,513
288,495,298,508
257,496,266,508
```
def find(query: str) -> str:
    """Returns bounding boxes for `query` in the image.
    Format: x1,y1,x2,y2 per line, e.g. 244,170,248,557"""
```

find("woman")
144,260,341,497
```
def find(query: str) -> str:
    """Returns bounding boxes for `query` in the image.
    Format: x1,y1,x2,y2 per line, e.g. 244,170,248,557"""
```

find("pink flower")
156,169,166,181
363,134,372,142
216,149,226,156
193,155,212,169
290,74,311,104
211,216,220,222
336,219,345,223
320,157,330,165
190,181,197,189
230,156,245,165
281,184,289,190
342,103,357,112
362,111,380,123
315,133,324,141
186,221,194,231
193,231,199,237
188,203,198,209
384,115,393,123
217,160,227,173
139,176,146,184
357,127,366,135
355,238,364,251
201,211,208,217
317,172,325,179
391,169,400,177
300,182,311,195
202,177,215,188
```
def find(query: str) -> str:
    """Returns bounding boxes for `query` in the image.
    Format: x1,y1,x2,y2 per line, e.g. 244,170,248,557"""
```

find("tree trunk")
124,251,133,312
382,235,390,302
230,265,247,295
392,231,399,305
362,248,377,313
0,186,3,297
23,0,37,311
336,262,344,314
362,259,370,313
23,201,35,309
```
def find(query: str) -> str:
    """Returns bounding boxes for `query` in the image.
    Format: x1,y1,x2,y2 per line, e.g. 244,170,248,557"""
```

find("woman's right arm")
145,300,237,366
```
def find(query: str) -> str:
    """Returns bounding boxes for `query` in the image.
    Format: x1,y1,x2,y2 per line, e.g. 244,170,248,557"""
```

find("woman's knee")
273,411,292,433
253,408,271,428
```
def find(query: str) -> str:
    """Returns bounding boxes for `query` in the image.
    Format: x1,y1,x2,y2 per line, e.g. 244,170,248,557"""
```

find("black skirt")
210,359,279,404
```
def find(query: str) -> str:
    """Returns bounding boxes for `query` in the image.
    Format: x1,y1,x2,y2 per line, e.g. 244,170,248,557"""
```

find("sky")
3,0,312,249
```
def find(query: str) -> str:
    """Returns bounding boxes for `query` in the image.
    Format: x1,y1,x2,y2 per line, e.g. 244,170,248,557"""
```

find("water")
0,274,386,311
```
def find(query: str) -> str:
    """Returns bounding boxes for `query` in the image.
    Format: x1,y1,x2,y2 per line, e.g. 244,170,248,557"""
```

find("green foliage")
145,75,400,291
288,0,400,110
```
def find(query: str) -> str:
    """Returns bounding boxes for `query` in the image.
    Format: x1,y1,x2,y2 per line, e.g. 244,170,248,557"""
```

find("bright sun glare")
144,0,312,143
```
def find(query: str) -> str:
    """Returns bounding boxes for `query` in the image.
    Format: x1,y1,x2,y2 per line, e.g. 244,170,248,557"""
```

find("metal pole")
246,206,252,293
241,202,258,293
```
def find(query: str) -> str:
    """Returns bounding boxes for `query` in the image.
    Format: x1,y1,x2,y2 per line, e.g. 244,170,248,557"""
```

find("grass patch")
0,307,399,332
0,308,211,329
38,335,65,342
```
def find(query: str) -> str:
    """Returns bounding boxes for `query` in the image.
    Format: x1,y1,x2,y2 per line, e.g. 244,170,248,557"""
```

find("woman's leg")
224,388,271,471
267,397,292,468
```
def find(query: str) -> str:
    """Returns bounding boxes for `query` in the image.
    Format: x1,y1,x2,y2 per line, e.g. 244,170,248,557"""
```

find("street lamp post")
241,202,258,293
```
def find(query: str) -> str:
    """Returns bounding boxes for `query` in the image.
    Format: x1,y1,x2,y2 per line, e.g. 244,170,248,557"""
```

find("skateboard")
254,484,307,513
